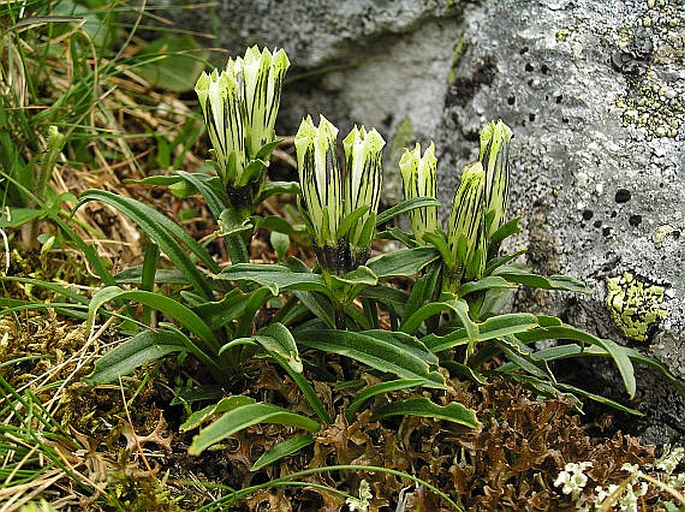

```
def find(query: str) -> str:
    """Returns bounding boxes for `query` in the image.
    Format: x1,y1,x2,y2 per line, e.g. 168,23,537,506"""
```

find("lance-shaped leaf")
342,125,385,250
295,115,341,247
480,120,513,241
188,401,319,455
238,46,290,160
399,142,438,244
372,397,481,429
446,162,487,289
195,68,245,186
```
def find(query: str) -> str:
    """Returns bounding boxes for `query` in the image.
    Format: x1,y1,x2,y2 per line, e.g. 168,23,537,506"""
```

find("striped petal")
480,120,513,241
342,125,385,248
399,142,438,243
447,161,487,287
295,115,340,247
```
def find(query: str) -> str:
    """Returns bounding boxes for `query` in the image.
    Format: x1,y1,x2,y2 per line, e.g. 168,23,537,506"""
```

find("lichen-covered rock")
165,0,684,442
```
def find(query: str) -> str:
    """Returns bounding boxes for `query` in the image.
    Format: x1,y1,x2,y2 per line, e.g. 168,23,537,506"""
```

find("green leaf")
421,230,453,266
176,171,228,219
235,287,274,337
77,190,217,298
180,396,257,432
0,207,45,228
0,276,88,305
424,313,539,352
484,249,527,276
345,379,424,422
457,276,516,297
371,397,480,429
271,231,291,260
88,286,220,359
214,264,330,297
400,298,477,341
84,329,186,385
256,181,301,203
113,267,189,285
553,382,643,416
192,288,248,330
237,158,268,187
366,247,440,279
329,266,378,288
188,402,320,455
218,208,254,237
250,435,315,472
495,336,554,381
516,321,636,398
621,346,685,399
124,175,184,187
296,329,447,389
338,205,370,239
248,323,302,373
489,216,522,247
496,267,589,294
269,353,331,425
375,197,441,227
294,291,336,328
441,361,487,384
376,227,417,248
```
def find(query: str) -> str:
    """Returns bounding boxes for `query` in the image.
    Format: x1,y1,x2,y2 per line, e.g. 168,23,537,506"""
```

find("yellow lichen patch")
606,272,667,342
652,224,680,248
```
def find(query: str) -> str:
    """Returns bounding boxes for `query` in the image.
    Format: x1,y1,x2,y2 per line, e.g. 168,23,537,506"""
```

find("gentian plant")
296,115,384,273
194,46,290,216
79,44,684,495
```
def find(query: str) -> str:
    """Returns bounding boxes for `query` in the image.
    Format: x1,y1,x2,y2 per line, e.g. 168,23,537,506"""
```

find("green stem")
223,233,250,264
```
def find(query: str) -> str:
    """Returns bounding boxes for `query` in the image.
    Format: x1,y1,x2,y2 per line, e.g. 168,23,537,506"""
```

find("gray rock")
166,0,685,442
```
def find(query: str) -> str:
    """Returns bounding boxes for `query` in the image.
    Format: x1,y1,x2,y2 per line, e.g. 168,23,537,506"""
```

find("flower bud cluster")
295,115,385,273
195,46,290,210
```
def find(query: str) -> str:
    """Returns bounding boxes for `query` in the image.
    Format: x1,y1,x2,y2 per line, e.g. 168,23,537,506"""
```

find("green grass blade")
0,172,115,284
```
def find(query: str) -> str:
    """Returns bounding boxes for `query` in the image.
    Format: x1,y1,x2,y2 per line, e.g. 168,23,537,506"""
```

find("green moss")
606,272,667,342
447,35,466,85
